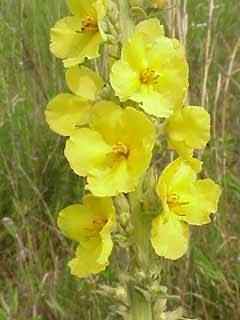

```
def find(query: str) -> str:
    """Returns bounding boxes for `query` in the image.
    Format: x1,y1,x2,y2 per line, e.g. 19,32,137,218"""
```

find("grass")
0,0,240,319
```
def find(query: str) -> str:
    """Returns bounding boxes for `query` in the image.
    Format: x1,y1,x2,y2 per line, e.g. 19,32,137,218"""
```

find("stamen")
81,16,98,33
92,218,108,229
167,194,179,209
167,193,189,212
112,142,129,159
84,217,108,237
140,68,159,85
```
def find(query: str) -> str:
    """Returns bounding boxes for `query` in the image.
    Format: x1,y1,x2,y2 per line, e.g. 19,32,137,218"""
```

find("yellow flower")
58,194,115,278
64,101,155,196
134,18,165,43
151,158,221,260
50,0,107,67
110,20,188,118
165,106,210,170
45,66,103,136
66,65,104,101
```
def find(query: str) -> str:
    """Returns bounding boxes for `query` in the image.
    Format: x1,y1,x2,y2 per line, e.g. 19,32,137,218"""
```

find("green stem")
128,191,153,320
118,0,134,42
117,2,153,318
128,286,153,320
131,192,151,270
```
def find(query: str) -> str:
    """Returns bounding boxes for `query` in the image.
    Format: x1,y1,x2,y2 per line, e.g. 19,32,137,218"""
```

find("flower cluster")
46,0,221,277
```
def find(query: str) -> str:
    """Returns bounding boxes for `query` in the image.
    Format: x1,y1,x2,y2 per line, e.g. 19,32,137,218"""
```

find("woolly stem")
118,0,134,42
127,191,153,320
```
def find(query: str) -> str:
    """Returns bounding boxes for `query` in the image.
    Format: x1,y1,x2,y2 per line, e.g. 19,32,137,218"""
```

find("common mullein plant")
45,0,221,319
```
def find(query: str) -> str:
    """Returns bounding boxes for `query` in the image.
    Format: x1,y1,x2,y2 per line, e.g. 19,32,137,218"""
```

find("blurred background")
0,0,239,319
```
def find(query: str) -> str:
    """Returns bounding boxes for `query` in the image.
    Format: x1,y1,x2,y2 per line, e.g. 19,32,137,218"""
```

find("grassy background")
0,0,239,319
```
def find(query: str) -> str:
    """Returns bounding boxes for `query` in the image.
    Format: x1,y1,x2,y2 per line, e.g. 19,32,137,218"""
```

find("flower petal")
58,195,115,278
156,159,197,202
63,33,103,67
90,103,156,149
120,107,156,148
135,18,165,43
122,33,148,72
89,101,123,145
84,195,115,264
45,93,90,136
110,60,140,101
110,30,188,118
64,128,111,177
151,213,189,260
98,232,114,265
84,194,116,222
120,107,155,179
69,237,108,278
86,106,155,196
87,160,134,196
132,86,174,118
58,195,115,242
57,204,94,242
149,38,188,111
50,16,103,67
67,0,96,18
180,179,221,225
166,106,210,149
168,140,203,172
150,38,187,75
66,65,103,100
50,16,82,59
196,179,221,213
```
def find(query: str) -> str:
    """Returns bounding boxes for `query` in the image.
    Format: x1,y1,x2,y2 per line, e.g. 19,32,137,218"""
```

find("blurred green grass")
0,0,239,319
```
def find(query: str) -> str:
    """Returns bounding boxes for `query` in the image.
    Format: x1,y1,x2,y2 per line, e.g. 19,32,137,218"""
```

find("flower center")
112,142,129,159
140,68,159,85
81,16,98,33
92,217,108,231
167,193,189,214
85,217,108,237
167,194,180,210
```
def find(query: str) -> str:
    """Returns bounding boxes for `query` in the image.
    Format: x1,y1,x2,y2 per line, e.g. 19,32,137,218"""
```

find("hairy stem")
118,0,134,42
127,190,153,320
128,286,153,320
118,2,153,318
